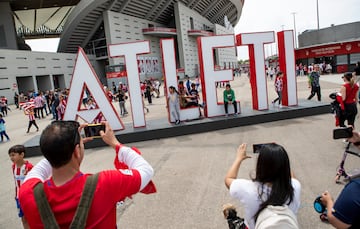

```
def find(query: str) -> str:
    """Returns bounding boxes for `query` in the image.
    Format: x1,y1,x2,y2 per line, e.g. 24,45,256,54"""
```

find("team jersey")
12,161,33,198
19,170,141,228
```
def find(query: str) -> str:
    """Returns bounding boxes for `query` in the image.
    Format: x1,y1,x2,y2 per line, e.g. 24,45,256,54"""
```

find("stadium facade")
295,21,360,73
0,0,244,104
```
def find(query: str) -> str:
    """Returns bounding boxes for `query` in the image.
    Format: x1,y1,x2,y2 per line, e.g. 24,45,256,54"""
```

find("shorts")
15,198,24,218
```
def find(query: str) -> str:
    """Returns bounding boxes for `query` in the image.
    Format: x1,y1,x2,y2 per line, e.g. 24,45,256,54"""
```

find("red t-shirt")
19,170,141,228
343,83,359,104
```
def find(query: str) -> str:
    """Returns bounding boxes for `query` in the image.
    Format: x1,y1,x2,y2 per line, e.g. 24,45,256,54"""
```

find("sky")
26,0,360,60
234,0,360,59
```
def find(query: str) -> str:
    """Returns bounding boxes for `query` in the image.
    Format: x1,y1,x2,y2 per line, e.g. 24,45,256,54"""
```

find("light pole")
291,12,297,48
316,0,320,30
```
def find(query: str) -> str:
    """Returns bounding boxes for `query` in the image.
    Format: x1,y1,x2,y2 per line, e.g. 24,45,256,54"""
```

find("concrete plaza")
1,73,359,228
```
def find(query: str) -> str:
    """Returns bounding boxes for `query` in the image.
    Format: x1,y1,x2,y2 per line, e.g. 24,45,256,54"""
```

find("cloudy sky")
26,0,360,60
235,0,360,59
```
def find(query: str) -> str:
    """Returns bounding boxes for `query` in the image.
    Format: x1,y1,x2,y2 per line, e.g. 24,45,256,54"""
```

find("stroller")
329,92,345,127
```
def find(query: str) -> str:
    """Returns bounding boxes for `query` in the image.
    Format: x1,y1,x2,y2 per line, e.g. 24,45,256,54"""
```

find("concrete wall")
0,49,98,104
103,11,164,82
214,24,237,69
103,3,237,81
175,2,215,77
299,22,360,47
0,2,18,50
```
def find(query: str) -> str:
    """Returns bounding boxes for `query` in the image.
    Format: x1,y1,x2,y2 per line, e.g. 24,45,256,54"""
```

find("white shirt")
229,178,301,229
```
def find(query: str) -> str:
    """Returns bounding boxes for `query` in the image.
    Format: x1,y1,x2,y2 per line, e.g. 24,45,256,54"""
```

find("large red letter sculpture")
62,31,298,129
108,41,150,128
236,32,275,110
277,30,297,106
197,35,235,117
161,38,200,122
63,48,123,130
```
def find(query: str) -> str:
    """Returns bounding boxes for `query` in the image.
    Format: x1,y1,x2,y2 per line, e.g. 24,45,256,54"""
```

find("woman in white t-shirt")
224,143,301,229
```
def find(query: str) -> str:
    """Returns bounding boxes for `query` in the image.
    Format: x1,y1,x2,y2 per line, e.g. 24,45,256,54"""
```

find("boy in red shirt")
8,144,33,229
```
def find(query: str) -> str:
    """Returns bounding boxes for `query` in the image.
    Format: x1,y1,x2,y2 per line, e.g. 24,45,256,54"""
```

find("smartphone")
333,127,353,139
253,143,273,153
84,124,105,138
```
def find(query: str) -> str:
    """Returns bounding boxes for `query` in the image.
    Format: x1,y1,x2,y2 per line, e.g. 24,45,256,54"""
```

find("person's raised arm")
100,122,154,190
224,143,251,189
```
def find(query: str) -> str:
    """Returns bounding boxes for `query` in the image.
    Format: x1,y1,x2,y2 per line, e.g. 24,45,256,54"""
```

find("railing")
84,37,108,58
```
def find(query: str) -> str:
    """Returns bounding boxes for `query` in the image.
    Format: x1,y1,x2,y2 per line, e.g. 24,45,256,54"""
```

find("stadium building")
295,21,360,73
0,0,244,104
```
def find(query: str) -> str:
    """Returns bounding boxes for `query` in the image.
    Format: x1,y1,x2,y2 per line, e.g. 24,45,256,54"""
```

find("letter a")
63,48,124,130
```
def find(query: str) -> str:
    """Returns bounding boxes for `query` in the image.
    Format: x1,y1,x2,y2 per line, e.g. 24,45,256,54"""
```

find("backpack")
255,205,299,229
33,173,99,229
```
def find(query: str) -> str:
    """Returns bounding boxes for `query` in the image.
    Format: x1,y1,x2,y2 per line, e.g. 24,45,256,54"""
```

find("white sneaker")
279,104,283,108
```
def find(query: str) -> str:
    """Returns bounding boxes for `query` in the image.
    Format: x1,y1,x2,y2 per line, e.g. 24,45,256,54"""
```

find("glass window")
336,55,347,65
350,53,360,64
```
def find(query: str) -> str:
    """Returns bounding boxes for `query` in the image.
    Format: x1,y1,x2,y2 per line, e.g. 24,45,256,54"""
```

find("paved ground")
1,73,359,228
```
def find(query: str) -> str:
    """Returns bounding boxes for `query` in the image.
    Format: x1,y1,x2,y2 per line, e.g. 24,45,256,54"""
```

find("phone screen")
253,143,273,153
84,124,105,138
333,127,353,139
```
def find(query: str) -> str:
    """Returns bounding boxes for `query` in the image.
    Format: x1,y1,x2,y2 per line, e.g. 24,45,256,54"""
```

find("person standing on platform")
272,71,284,108
168,86,181,125
307,64,321,101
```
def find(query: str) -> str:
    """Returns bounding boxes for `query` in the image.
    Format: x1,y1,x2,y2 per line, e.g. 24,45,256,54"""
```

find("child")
0,114,10,142
168,86,181,125
24,106,39,133
8,145,33,229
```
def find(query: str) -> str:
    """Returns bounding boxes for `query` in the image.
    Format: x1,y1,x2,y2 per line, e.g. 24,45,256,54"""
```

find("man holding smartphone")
19,121,155,228
320,131,360,228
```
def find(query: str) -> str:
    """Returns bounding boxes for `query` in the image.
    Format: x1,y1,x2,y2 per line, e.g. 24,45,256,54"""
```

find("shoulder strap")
33,182,60,229
33,173,99,229
70,173,99,229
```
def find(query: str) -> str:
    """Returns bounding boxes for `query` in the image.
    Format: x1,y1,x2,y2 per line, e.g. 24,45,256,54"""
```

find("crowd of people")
3,66,360,228
296,62,333,76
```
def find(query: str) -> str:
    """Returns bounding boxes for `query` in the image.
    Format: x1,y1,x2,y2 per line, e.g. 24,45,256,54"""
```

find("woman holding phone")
224,143,301,229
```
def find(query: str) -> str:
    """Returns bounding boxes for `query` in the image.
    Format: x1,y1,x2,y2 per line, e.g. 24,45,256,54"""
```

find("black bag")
226,208,246,229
